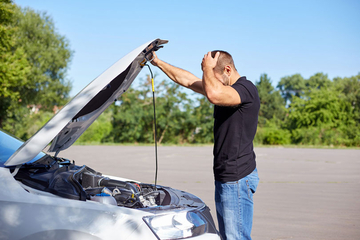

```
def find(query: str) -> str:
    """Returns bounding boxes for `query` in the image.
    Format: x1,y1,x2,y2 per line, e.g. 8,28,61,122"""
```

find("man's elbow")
205,91,221,105
205,89,242,106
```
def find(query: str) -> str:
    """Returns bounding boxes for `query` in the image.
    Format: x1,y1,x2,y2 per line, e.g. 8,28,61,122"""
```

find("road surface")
61,146,360,240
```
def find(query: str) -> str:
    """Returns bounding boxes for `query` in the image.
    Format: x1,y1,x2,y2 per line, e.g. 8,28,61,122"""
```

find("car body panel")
0,167,156,240
0,165,220,240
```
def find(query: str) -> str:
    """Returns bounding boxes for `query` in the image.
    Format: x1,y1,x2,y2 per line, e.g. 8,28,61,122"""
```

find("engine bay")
13,155,170,208
81,170,168,208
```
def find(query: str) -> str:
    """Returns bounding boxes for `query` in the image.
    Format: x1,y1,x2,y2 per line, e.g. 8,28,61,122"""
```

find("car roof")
0,130,45,167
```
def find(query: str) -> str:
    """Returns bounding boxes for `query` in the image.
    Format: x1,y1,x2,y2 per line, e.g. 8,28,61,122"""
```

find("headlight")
143,211,207,239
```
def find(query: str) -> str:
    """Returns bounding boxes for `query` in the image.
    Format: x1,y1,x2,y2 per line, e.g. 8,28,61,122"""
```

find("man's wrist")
156,58,167,68
203,67,215,77
203,66,214,70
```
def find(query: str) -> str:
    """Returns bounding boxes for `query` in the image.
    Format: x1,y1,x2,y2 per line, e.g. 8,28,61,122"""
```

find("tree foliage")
282,76,360,146
306,72,332,90
12,6,72,109
0,1,72,135
333,74,360,121
277,73,305,104
255,73,285,126
0,0,30,127
109,77,206,144
1,1,359,147
78,71,359,147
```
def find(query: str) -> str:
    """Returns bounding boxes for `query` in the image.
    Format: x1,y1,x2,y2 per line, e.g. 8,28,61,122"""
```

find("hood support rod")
146,64,158,190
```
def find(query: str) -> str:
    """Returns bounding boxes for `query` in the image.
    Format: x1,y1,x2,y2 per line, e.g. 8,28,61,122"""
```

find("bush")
77,109,113,143
255,127,291,145
291,127,322,145
290,125,360,147
2,106,53,141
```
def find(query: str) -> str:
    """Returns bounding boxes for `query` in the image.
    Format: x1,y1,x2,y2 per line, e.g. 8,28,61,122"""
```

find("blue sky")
15,0,360,97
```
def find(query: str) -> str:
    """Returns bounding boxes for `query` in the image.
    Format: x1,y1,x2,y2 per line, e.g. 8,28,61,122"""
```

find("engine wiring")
133,182,142,192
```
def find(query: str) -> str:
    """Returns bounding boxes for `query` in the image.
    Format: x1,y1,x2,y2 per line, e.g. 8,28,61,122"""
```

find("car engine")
13,156,169,208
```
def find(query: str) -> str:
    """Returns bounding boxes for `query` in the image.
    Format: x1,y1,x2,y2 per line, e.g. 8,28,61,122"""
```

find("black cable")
145,64,158,190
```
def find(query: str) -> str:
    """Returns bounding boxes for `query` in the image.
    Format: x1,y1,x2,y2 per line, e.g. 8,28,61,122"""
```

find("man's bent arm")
151,52,205,95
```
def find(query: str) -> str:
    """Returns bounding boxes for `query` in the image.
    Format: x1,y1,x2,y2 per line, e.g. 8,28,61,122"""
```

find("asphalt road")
61,146,360,240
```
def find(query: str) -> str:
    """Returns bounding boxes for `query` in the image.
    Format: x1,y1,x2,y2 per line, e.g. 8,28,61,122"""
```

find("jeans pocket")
248,170,259,194
245,179,253,200
245,169,259,200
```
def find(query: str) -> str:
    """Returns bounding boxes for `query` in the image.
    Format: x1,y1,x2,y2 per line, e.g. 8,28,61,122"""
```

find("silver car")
0,39,221,240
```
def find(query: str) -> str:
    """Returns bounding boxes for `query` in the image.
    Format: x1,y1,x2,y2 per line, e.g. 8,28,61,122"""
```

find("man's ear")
224,65,232,76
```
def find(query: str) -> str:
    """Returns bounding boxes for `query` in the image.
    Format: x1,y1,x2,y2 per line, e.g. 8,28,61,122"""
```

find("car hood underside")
5,39,168,167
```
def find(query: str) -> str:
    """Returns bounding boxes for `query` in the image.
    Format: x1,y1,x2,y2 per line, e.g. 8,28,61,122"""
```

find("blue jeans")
215,168,259,240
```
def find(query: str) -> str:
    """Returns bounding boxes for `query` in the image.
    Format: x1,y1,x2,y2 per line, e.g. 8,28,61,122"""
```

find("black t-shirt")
213,76,260,182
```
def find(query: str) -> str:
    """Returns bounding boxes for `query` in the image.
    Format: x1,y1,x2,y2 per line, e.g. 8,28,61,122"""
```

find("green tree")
155,80,195,144
111,76,196,144
277,73,305,104
306,72,332,90
0,0,30,127
285,86,359,146
191,96,214,143
77,108,113,143
255,73,285,126
1,2,73,137
111,85,153,143
333,73,360,122
12,6,73,109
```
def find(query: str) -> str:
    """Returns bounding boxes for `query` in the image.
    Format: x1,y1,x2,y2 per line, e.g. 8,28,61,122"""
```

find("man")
151,50,260,240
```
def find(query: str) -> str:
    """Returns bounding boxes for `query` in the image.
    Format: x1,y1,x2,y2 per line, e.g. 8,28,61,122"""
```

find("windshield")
0,130,45,167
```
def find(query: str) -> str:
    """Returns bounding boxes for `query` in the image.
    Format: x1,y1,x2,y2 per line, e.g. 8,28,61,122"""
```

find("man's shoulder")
231,76,259,105
233,76,258,93
235,76,255,86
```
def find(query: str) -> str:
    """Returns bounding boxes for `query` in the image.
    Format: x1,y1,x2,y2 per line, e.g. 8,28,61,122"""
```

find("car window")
0,130,45,167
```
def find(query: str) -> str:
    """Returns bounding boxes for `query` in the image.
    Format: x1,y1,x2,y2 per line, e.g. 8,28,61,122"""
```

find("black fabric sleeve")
231,79,254,104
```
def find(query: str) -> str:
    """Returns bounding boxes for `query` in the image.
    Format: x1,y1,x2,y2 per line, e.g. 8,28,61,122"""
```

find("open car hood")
5,39,168,166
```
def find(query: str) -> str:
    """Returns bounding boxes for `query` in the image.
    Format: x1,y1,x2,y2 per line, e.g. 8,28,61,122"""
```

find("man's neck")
230,72,241,85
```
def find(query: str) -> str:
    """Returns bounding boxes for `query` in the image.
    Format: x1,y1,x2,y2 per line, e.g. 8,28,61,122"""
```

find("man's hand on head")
201,51,220,72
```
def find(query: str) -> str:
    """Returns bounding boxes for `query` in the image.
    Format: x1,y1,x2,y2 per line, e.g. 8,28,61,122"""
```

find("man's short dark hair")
211,50,237,74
